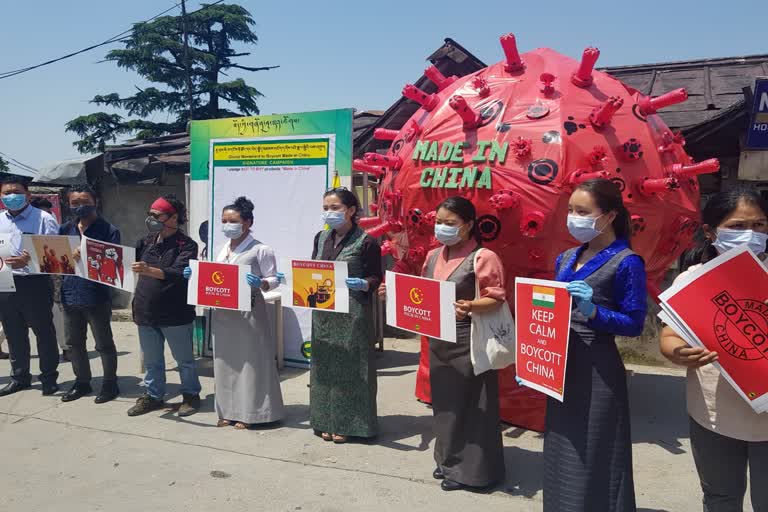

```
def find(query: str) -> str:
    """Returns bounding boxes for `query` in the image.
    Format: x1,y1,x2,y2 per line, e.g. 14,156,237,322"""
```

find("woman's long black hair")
436,196,482,244
683,186,768,269
575,179,632,243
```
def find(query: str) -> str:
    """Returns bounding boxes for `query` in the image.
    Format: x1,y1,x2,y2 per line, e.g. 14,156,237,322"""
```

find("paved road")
0,322,744,511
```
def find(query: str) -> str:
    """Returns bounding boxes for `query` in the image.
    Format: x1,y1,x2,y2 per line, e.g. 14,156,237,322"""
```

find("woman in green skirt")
308,188,382,444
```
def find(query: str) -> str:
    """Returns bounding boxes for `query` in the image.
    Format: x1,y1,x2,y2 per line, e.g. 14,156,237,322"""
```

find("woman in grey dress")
187,196,284,428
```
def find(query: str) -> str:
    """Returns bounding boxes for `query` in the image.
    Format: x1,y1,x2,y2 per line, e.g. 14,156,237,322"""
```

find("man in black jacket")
58,185,121,404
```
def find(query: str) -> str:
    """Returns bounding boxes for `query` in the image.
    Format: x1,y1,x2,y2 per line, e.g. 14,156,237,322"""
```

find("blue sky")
0,0,765,169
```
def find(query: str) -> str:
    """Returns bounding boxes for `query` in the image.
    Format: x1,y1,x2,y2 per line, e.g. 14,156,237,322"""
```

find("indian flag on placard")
532,286,556,309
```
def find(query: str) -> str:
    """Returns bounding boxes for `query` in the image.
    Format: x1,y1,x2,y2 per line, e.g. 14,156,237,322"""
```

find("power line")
0,1,185,80
0,151,39,174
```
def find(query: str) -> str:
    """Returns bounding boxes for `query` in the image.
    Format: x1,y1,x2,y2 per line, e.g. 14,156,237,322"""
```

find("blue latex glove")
346,277,369,291
183,266,192,280
515,376,525,387
276,272,286,284
566,280,596,318
246,272,262,289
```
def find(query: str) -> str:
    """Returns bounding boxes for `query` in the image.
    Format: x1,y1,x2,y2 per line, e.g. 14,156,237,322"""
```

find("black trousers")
0,275,59,386
63,302,117,385
690,416,768,512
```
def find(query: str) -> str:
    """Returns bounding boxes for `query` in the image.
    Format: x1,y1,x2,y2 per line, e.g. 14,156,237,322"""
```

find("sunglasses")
146,212,170,220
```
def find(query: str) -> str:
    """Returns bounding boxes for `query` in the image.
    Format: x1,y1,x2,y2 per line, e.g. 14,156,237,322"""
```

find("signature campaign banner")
384,271,456,343
280,258,349,313
187,260,251,312
659,246,768,414
515,278,573,402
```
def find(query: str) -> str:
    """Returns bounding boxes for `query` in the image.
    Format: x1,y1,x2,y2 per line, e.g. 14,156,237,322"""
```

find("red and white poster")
81,236,136,292
384,271,456,343
659,246,768,413
514,278,573,402
187,260,251,312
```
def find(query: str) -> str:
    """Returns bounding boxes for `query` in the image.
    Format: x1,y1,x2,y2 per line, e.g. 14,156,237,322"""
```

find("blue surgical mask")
567,214,603,243
323,211,347,229
434,224,463,246
2,193,27,211
73,205,96,218
222,222,244,239
714,228,768,256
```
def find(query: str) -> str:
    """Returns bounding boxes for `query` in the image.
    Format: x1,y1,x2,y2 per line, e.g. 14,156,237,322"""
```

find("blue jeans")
138,323,201,400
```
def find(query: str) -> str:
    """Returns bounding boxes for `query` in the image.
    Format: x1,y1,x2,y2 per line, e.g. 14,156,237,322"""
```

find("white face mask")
222,222,244,239
322,210,347,229
566,214,604,243
434,224,463,246
713,228,768,256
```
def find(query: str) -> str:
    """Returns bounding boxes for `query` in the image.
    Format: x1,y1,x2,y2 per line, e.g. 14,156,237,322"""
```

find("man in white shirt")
0,175,60,396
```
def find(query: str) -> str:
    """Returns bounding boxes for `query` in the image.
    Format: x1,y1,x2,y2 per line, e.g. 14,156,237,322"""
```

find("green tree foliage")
66,3,276,153
0,157,9,173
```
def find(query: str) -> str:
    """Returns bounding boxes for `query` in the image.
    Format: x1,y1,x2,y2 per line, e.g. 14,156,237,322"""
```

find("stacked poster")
658,246,768,414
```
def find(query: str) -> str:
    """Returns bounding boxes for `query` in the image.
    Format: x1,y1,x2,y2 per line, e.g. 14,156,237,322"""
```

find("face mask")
2,193,27,211
434,224,463,246
145,216,165,234
323,211,347,229
567,214,604,243
73,205,96,218
714,228,768,256
222,222,244,239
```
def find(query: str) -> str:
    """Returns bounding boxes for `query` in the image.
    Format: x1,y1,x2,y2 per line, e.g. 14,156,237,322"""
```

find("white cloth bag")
470,249,516,375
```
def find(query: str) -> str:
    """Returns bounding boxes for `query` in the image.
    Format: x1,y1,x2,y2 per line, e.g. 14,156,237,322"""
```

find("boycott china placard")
187,260,251,311
81,236,136,292
659,246,768,413
384,271,457,343
515,278,573,402
280,258,349,314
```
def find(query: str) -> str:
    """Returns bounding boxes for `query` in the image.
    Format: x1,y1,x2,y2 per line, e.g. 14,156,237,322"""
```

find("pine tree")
0,157,9,173
66,3,276,153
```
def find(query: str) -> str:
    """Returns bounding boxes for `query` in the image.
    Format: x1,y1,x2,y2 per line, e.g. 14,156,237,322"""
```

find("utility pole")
181,0,194,121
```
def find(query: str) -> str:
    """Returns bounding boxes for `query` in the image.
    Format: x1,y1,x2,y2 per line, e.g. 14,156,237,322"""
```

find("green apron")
309,227,377,437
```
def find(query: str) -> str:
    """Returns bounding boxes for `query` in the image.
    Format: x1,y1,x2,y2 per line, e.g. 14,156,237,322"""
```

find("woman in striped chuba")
543,179,648,512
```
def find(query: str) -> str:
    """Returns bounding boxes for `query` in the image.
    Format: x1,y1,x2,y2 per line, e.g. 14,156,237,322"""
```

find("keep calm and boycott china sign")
659,246,768,413
515,278,572,402
385,271,456,343
187,260,251,311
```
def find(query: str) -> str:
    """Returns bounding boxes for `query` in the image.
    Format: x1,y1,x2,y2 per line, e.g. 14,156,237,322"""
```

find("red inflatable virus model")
358,34,719,430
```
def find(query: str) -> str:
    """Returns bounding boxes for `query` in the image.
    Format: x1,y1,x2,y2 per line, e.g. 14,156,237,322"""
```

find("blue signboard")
746,78,768,150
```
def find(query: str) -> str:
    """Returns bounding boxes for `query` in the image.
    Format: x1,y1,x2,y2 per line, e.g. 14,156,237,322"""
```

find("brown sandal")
233,422,249,430
217,419,231,427
321,432,332,441
332,434,347,444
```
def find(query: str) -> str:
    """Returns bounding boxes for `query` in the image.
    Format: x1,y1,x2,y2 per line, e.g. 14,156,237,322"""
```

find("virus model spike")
402,84,440,111
352,159,385,178
500,33,524,72
571,47,600,87
364,153,403,170
448,95,481,129
569,169,610,185
374,128,399,141
668,158,720,178
540,73,556,97
638,88,688,116
472,76,491,98
424,65,457,91
366,220,403,238
358,216,383,229
639,177,680,196
589,96,624,129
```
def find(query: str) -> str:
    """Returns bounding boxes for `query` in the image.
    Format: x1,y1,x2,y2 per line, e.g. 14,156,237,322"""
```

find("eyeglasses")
146,212,169,220
326,186,349,192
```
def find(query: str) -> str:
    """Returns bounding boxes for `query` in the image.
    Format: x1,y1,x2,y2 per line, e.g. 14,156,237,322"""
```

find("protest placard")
384,271,457,343
280,258,349,313
515,278,573,402
81,236,136,292
187,260,251,311
23,234,84,276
